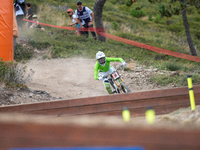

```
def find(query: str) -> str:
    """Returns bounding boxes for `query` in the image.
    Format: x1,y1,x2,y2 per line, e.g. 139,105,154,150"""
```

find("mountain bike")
103,65,131,94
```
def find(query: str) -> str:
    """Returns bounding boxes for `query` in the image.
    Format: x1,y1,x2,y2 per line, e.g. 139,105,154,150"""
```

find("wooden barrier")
0,86,200,117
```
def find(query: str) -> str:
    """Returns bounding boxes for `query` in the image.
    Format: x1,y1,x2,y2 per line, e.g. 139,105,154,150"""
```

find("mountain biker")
94,51,126,94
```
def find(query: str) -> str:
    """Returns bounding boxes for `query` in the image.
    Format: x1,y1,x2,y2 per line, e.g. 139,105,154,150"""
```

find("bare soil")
24,57,174,101
25,57,108,100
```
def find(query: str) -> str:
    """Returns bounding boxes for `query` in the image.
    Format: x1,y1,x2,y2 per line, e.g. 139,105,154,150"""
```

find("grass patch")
165,62,181,71
28,40,51,50
150,73,200,87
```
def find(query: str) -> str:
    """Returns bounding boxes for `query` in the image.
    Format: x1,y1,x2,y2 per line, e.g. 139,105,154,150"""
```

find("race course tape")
23,19,200,63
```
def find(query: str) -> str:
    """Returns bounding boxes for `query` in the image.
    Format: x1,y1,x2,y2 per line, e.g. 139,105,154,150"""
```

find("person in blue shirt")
75,1,96,40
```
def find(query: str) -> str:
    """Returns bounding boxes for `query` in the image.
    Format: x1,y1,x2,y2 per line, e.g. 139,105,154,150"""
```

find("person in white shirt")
67,8,82,36
75,1,96,40
14,0,25,28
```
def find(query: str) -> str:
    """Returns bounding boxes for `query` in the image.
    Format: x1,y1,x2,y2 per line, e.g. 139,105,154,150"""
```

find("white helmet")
96,51,106,66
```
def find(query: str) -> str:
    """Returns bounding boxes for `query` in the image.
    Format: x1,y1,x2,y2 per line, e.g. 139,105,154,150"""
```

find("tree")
94,0,107,42
170,0,199,56
148,0,200,56
180,1,197,56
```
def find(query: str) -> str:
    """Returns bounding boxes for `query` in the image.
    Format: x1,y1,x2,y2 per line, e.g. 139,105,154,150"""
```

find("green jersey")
94,57,124,80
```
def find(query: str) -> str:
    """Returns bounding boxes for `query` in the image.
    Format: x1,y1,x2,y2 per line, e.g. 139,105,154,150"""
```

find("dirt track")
0,57,174,106
26,58,108,99
25,57,174,100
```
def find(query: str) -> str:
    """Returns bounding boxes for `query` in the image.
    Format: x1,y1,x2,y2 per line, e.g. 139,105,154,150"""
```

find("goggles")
98,57,105,64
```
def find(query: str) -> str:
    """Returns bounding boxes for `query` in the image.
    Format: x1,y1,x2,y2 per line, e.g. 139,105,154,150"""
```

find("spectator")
14,0,26,28
26,2,33,28
75,1,96,40
67,8,81,36
30,15,45,31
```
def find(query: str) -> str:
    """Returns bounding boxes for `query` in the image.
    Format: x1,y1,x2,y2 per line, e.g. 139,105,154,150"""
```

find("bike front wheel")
110,81,120,94
121,83,131,93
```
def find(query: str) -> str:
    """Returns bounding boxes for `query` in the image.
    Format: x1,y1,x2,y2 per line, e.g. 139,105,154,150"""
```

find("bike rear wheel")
121,83,131,93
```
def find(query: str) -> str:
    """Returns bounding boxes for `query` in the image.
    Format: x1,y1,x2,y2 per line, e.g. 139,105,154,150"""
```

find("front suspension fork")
114,77,124,92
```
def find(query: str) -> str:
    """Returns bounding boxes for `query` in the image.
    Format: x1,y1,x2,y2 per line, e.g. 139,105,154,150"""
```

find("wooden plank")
0,113,200,150
0,86,194,112
0,86,199,117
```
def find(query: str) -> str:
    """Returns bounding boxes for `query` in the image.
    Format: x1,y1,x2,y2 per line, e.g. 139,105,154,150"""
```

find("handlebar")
116,64,124,70
102,64,124,79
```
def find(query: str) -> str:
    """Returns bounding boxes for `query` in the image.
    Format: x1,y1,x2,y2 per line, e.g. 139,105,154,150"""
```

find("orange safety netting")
97,32,200,62
0,1,13,61
23,19,200,63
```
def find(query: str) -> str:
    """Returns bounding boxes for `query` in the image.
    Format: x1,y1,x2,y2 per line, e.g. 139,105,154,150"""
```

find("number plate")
112,72,120,80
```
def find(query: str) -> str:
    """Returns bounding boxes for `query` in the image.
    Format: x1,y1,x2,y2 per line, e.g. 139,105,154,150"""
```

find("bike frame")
112,72,125,93
107,67,125,93
102,65,127,94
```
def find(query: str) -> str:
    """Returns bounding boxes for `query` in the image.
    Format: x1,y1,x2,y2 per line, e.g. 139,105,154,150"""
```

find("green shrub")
14,44,34,62
148,13,153,21
0,59,34,89
154,14,161,23
126,0,133,6
130,8,146,18
172,7,180,15
159,4,172,17
111,21,120,30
